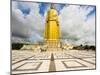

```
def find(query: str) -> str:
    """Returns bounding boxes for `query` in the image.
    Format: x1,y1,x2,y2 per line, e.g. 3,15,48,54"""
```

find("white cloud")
59,5,95,45
12,1,45,43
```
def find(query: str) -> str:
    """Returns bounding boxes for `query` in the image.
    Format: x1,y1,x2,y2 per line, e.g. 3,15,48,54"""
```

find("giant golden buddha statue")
44,4,61,48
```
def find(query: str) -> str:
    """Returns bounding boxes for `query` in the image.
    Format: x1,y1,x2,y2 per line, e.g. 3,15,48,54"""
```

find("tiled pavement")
12,50,96,75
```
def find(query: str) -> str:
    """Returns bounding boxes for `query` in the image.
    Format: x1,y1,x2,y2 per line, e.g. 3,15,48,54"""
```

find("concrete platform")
12,50,96,74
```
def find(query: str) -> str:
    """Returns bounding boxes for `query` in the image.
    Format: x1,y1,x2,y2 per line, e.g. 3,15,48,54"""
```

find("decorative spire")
50,3,55,9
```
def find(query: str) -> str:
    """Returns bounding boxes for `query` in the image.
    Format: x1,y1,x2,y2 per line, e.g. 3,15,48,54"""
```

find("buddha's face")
49,9,58,20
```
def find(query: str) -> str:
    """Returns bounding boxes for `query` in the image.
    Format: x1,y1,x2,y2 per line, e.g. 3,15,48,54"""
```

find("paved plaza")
12,49,96,75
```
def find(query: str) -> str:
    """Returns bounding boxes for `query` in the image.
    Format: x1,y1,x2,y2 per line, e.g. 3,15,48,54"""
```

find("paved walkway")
12,50,96,75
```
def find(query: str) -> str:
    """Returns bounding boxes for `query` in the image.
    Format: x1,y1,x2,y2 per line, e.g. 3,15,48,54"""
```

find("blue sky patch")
87,6,96,18
39,3,49,16
17,2,31,16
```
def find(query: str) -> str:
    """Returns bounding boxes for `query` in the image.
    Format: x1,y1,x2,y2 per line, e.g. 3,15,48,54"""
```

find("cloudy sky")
11,1,96,45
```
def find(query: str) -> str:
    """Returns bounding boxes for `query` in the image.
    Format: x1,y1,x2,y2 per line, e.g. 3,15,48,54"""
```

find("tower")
44,4,61,48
